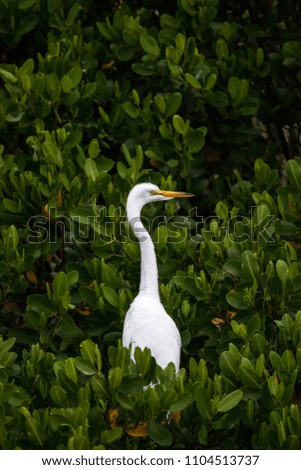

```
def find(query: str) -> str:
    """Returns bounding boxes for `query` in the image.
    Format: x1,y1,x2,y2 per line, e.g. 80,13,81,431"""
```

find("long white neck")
127,206,159,298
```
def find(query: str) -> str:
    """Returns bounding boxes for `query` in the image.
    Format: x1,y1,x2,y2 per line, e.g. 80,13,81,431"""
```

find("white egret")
122,183,193,372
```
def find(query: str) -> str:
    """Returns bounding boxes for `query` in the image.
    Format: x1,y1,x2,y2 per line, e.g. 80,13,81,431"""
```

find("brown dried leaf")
126,421,148,437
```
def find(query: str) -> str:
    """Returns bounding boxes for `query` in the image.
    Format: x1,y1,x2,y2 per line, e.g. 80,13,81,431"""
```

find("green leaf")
158,29,177,46
220,350,240,379
282,350,296,374
172,114,186,135
101,427,123,443
116,161,128,179
147,421,172,447
184,129,206,153
3,198,20,213
119,375,144,394
241,250,260,281
215,201,229,220
101,261,117,288
108,367,122,389
198,359,208,388
237,98,259,115
66,270,79,287
134,347,155,376
80,339,101,367
238,365,262,389
64,130,82,148
66,2,80,26
268,375,278,396
116,346,131,372
7,388,30,406
206,91,229,107
42,141,61,166
0,68,18,83
123,101,139,119
115,390,135,409
67,66,82,88
97,22,114,41
195,387,212,419
251,333,268,356
0,337,16,354
175,32,186,54
79,286,98,309
254,158,272,187
160,14,177,29
284,435,300,450
50,385,67,406
185,73,202,89
169,392,193,412
255,353,265,376
27,295,55,316
159,123,173,140
103,286,119,308
270,351,282,370
85,158,98,181
56,369,78,395
88,139,100,159
65,357,78,383
231,320,248,340
6,225,19,252
114,44,135,61
252,204,272,231
61,75,73,93
181,0,196,15
59,314,77,336
217,390,243,413
286,159,301,191
25,417,46,446
91,375,109,400
166,92,182,117
132,63,154,76
74,357,96,375
140,34,159,54
154,95,166,114
228,76,249,104
70,208,95,225
97,157,114,173
52,272,67,304
276,259,288,286
215,38,229,58
205,73,217,91
226,292,249,310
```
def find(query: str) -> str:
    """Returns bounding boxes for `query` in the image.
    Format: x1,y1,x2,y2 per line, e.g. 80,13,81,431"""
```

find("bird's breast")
122,294,181,371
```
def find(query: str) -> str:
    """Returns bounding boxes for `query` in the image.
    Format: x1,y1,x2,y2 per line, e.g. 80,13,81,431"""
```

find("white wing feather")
122,294,181,371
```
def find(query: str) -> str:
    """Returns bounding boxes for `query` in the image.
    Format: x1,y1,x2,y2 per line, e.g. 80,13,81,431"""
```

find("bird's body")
122,183,193,372
123,293,181,370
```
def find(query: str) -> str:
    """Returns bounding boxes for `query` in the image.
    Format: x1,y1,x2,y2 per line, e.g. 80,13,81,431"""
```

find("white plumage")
123,294,181,370
122,182,193,372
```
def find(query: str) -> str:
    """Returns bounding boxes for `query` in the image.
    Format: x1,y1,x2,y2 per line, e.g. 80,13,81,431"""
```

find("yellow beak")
151,189,194,198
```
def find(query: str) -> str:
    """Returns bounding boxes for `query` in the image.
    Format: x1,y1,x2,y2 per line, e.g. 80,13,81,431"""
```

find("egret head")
127,182,193,213
126,182,193,240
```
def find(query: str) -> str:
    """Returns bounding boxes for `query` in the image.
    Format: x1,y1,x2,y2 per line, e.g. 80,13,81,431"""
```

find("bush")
0,0,301,449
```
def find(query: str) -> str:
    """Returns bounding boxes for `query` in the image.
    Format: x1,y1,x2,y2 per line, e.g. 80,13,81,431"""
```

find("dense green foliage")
0,0,301,450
